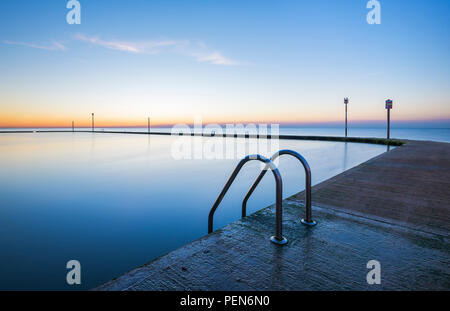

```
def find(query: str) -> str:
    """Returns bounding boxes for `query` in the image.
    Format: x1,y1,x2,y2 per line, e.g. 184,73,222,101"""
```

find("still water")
0,133,389,289
3,127,450,143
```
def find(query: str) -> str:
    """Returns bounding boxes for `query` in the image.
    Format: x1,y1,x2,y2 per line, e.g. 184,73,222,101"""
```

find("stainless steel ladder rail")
242,149,317,226
208,154,288,245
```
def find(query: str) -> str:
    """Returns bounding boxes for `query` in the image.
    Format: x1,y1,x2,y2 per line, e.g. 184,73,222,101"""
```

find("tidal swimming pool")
0,133,390,289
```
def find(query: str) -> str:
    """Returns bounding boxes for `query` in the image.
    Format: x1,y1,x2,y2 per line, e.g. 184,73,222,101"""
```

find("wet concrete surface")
97,140,450,290
298,140,450,236
97,199,449,290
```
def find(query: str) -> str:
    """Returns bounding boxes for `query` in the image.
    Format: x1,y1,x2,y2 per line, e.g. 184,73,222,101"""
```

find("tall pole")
344,97,349,138
385,99,393,140
147,117,150,133
72,121,74,132
345,104,348,137
387,109,390,139
91,113,94,132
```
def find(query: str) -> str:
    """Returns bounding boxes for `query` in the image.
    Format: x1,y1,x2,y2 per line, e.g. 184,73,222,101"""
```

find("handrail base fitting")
270,236,288,245
301,219,317,226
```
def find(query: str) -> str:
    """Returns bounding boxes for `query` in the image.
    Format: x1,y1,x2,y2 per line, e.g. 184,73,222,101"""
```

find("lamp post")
72,121,74,132
147,117,150,133
91,113,94,132
385,99,393,139
344,97,349,137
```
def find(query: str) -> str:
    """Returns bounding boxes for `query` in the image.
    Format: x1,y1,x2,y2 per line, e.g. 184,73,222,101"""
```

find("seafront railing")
242,149,316,226
207,154,288,245
208,150,317,246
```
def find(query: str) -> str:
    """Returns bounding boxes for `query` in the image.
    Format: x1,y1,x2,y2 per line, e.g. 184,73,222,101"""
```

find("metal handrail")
208,154,287,245
242,150,317,226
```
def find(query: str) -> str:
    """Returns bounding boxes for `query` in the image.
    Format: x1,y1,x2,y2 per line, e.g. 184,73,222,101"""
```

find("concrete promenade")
97,139,450,291
298,140,450,236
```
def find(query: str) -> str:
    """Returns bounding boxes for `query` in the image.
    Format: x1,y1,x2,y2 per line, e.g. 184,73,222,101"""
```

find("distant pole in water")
344,97,349,137
147,117,150,133
385,99,393,139
72,121,74,132
91,113,94,132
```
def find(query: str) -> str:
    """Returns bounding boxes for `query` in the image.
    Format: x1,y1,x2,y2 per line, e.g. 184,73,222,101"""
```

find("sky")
0,0,449,128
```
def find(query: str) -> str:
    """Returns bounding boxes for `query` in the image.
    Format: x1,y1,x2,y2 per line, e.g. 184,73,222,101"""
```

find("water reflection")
342,142,348,171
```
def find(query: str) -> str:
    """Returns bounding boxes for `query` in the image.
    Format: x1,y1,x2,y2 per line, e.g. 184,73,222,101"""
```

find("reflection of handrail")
208,154,287,245
242,150,316,226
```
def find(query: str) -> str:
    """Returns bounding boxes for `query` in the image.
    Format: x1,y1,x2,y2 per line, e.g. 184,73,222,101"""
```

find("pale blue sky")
0,0,449,127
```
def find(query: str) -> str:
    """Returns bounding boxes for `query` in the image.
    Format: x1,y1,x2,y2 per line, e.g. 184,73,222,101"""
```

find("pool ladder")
208,150,317,246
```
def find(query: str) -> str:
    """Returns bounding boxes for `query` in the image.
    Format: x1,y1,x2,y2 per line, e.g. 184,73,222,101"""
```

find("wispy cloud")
3,40,67,51
74,34,239,66
194,51,238,66
2,35,240,66
74,34,178,54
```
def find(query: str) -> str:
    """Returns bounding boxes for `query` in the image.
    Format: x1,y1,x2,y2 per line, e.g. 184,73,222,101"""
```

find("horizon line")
1,118,450,129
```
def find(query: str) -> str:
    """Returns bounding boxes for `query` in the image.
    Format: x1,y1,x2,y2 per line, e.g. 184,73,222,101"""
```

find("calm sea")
3,127,448,143
0,127,447,290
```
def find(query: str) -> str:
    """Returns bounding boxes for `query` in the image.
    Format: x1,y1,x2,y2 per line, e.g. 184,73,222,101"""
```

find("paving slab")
297,140,450,236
